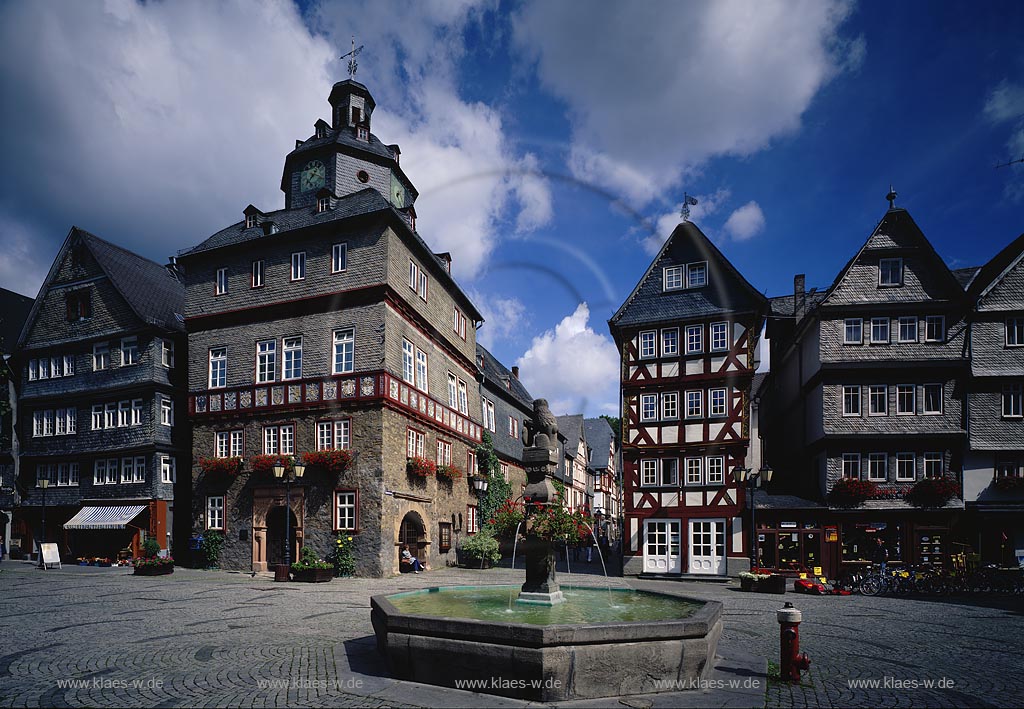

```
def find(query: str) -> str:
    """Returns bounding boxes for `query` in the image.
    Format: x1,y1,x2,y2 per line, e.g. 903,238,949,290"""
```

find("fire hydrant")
777,601,811,682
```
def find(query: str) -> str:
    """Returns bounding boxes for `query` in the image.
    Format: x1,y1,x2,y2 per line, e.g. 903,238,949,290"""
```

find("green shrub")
200,531,224,569
459,528,501,565
141,538,161,559
328,535,356,577
291,545,333,572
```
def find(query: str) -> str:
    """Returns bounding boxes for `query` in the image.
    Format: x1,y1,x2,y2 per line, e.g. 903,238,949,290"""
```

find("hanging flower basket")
437,464,462,481
198,457,244,478
407,456,436,478
904,477,960,507
828,478,877,508
249,454,294,476
993,476,1024,493
302,449,354,475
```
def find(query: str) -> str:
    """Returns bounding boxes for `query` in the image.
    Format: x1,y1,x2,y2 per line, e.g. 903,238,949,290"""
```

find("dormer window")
357,126,368,141
317,196,330,213
663,266,683,291
687,262,707,288
245,214,257,229
351,106,361,125
879,258,903,287
65,291,92,322
316,125,326,139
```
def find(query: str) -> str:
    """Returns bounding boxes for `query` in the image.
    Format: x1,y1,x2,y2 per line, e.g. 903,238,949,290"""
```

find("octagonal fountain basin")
370,585,723,701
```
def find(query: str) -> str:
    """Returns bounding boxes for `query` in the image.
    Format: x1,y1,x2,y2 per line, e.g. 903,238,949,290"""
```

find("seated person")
400,544,424,573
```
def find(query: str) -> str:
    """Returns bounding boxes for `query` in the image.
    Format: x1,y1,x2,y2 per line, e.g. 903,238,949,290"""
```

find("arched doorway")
398,511,427,568
266,506,299,567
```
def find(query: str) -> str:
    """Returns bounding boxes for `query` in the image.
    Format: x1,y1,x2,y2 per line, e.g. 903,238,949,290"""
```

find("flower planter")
134,563,174,576
740,574,787,594
291,568,334,583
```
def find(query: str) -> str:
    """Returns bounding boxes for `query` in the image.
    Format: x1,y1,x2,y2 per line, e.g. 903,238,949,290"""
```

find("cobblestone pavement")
1,560,1021,708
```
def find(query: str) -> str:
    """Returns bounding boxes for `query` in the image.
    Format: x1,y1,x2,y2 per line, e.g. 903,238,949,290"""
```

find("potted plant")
302,449,354,475
436,464,462,481
198,456,244,478
328,534,356,577
738,571,787,593
407,456,436,479
199,531,224,569
458,528,502,568
828,478,878,508
905,477,960,507
249,454,293,476
291,546,334,582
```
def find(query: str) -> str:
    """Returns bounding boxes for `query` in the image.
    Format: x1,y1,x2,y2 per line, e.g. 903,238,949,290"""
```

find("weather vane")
680,192,698,221
340,36,364,78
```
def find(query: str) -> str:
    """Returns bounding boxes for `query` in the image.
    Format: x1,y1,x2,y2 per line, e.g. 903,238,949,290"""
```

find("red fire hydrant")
777,601,811,682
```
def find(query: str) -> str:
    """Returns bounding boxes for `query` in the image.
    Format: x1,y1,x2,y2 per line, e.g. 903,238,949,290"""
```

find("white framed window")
161,456,176,484
660,458,679,486
256,340,276,383
879,258,903,286
685,457,702,485
1007,317,1024,347
332,243,348,273
161,339,174,368
104,402,116,428
498,460,508,481
252,260,264,288
282,337,302,380
206,496,225,530
215,430,243,458
93,342,110,370
63,354,74,376
995,460,1021,479
661,392,678,420
686,390,702,419
640,394,657,421
1002,384,1023,418
118,400,130,427
844,319,862,344
120,457,133,483
246,213,258,229
898,316,918,343
709,388,727,417
409,260,427,299
436,439,452,467
685,325,702,354
868,385,887,416
923,384,943,415
447,372,458,409
133,456,146,483
216,268,228,296
417,270,428,301
262,425,294,455
923,452,943,478
896,384,915,415
131,398,143,426
842,453,861,479
482,399,496,432
94,459,106,485
27,359,36,380
925,315,945,342
317,196,330,213
710,322,728,352
32,411,42,437
263,426,279,455
458,379,469,415
687,262,707,288
867,453,887,481
640,459,658,486
639,331,656,358
663,266,683,291
661,328,679,356
453,307,467,340
335,491,357,531
402,340,415,383
896,453,916,481
870,318,890,344
467,505,480,534
54,408,66,435
209,347,227,388
407,428,425,458
842,385,861,416
317,419,350,450
91,405,102,430
507,415,519,438
281,425,294,455
290,252,306,281
415,349,428,392
706,456,725,485
38,358,50,379
332,328,354,374
60,463,79,486
160,397,173,426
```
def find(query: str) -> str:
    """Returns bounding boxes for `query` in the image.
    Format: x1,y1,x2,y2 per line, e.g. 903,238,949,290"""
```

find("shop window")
438,522,452,553
841,523,902,563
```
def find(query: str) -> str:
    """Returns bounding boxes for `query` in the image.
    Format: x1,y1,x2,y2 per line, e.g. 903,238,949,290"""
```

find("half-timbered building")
583,416,621,541
609,220,767,576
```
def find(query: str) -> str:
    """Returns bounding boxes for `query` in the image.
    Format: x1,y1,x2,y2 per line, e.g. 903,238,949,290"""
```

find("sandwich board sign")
39,543,61,569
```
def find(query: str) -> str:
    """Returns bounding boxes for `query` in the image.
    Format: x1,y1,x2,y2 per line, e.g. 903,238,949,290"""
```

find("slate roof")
556,414,586,458
751,372,769,399
952,266,981,289
583,418,614,469
0,287,33,353
968,231,1024,300
476,344,533,410
767,291,827,318
752,491,825,510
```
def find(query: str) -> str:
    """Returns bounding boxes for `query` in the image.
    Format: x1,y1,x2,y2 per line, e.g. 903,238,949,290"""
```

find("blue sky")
1,1,1021,417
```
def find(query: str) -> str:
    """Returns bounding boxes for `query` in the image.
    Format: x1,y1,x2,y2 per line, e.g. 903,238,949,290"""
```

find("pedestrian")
0,533,5,564
871,537,889,576
599,532,610,561
400,543,423,573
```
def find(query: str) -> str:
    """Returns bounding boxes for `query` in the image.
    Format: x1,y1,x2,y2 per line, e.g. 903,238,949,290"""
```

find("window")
37,358,50,380
161,339,174,368
640,394,657,421
93,342,110,371
332,329,354,374
118,400,130,427
663,266,683,291
467,451,478,478
687,262,707,288
685,325,702,354
160,397,173,426
842,453,861,479
415,349,428,392
640,460,658,486
639,331,656,358
65,291,92,321
481,399,496,432
995,460,1021,479
661,392,678,420
499,461,509,481
316,420,350,450
256,340,276,383
457,380,468,415
925,315,945,342
409,261,428,301
447,372,458,409
209,347,227,388
27,359,36,380
63,354,74,376
130,457,146,483
467,505,479,534
119,337,139,366
453,307,467,340
282,337,302,380
161,456,176,484
252,260,264,288
661,458,679,486
686,390,702,419
32,412,42,437
898,316,918,343
879,258,903,286
131,399,143,426
335,491,357,531
216,268,228,295
896,453,916,481
710,322,728,352
868,385,887,415
94,460,106,485
508,415,519,438
1007,317,1024,347
842,385,861,416
870,318,890,344
896,385,915,415
246,213,258,229
263,425,295,455
844,319,863,345
436,439,452,467
402,340,415,383
661,328,678,356
923,453,943,478
438,522,453,553
923,384,943,415
216,430,243,458
407,428,425,458
57,463,79,487
54,409,67,435
867,453,887,481
332,243,348,273
104,402,116,428
291,252,306,281
709,388,727,417
1003,384,1023,418
685,458,702,485
92,405,102,430
706,456,725,485
206,496,225,530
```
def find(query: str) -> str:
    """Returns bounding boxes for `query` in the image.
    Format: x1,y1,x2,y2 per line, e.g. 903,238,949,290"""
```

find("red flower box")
407,456,436,478
249,454,294,476
905,477,960,507
993,476,1024,493
828,478,878,507
198,457,244,478
437,464,462,480
302,449,354,475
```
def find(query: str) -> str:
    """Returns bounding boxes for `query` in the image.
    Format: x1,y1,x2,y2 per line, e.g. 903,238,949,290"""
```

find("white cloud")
0,210,50,298
984,80,1024,123
515,303,619,417
469,290,528,350
513,0,863,206
723,201,766,241
641,189,732,254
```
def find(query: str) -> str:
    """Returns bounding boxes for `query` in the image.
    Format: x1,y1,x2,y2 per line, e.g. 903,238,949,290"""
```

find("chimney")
794,274,806,318
511,366,520,379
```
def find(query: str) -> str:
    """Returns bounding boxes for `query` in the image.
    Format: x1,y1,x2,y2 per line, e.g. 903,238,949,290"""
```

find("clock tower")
280,79,418,215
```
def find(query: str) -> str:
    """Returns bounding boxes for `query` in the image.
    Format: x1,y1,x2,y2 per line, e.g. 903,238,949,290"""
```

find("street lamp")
732,464,773,571
471,475,489,496
272,462,305,579
38,478,49,569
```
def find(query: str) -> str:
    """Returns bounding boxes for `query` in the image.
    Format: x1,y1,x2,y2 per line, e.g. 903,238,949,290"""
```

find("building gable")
971,232,1024,312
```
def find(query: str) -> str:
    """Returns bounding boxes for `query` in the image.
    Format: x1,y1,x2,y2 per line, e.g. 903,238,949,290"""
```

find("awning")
64,505,146,530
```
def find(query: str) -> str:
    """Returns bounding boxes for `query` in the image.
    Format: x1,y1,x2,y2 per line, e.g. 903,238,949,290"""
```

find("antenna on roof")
886,185,897,209
340,36,364,78
680,193,698,222
995,154,1024,169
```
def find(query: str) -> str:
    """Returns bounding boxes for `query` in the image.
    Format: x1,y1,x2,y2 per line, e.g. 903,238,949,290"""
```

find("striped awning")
64,505,146,530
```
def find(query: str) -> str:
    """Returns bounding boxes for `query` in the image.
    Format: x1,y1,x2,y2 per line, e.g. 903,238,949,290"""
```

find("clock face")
300,160,326,192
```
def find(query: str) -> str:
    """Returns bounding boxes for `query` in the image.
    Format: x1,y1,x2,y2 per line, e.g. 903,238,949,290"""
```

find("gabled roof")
583,417,614,469
476,344,533,410
609,220,768,331
952,266,981,289
556,414,586,457
968,231,1024,301
19,227,185,348
0,287,33,354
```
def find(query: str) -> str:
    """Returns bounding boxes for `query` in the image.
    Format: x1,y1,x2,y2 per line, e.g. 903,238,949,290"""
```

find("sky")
1,0,1022,418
